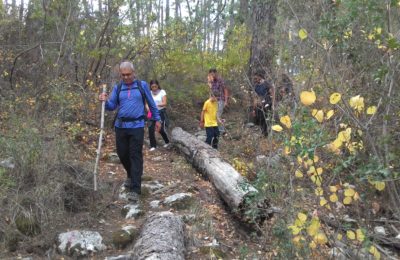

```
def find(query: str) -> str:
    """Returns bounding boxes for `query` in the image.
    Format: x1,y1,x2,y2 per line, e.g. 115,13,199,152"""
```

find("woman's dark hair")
149,80,161,90
209,68,217,73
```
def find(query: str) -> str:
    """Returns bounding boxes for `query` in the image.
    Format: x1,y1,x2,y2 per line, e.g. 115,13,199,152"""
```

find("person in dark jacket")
251,70,274,136
99,61,161,202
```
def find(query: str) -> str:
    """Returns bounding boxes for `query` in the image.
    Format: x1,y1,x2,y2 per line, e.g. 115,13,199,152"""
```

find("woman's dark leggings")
148,109,170,148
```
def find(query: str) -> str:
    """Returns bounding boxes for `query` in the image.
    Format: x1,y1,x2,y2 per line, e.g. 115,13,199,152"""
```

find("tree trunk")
248,0,278,77
135,0,141,37
165,0,170,25
131,211,185,260
238,0,248,24
171,127,265,221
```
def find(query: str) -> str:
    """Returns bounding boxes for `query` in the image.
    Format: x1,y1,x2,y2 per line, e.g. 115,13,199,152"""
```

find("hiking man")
99,61,161,201
252,70,274,136
207,68,228,132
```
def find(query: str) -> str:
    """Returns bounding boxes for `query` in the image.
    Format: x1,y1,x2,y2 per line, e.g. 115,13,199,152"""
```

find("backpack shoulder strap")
136,80,146,106
116,81,123,105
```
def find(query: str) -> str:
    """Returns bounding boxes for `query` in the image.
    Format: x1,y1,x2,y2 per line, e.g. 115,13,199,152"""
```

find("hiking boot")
163,143,170,148
126,192,140,202
123,178,132,189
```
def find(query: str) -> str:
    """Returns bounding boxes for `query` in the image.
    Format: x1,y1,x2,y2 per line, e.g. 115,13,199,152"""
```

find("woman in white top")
148,80,170,150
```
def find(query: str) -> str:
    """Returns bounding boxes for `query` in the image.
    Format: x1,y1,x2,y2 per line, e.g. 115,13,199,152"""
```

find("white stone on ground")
57,230,105,256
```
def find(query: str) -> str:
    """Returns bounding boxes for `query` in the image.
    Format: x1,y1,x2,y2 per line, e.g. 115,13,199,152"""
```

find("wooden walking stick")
94,84,107,191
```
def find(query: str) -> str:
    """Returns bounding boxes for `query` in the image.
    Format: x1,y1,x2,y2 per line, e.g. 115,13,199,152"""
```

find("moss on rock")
111,228,138,249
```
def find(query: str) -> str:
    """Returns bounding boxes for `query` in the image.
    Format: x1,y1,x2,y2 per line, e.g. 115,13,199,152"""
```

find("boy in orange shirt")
200,93,220,149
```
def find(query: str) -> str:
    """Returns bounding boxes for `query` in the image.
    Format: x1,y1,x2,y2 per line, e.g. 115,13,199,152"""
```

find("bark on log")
131,211,185,260
171,127,260,220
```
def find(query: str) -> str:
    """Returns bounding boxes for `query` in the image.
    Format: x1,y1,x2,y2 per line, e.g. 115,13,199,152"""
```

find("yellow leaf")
292,235,305,246
337,233,343,240
284,146,291,155
280,115,292,128
356,229,365,242
367,106,377,115
295,169,304,178
305,159,314,167
316,167,323,175
320,197,328,206
307,218,321,236
307,166,316,175
374,181,385,191
315,187,324,196
297,156,303,164
313,155,319,163
344,188,355,197
326,109,335,120
347,230,356,240
329,186,338,193
329,193,338,202
298,28,308,40
353,192,360,201
343,196,353,205
309,241,317,249
338,128,352,143
271,125,283,132
300,90,316,106
312,110,324,123
311,175,322,186
298,212,308,223
369,245,381,259
330,93,341,104
374,27,382,35
288,225,301,235
314,232,328,244
349,95,365,112
331,138,343,149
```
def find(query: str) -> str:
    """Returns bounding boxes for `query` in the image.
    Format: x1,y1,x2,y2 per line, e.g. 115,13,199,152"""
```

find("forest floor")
2,99,399,259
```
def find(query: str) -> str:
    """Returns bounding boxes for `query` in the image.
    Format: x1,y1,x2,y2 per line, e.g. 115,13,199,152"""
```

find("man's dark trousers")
115,127,144,194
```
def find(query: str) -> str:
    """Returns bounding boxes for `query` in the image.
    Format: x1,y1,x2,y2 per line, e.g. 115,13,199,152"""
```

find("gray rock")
152,156,164,162
256,154,281,168
150,200,161,209
374,226,387,236
107,153,120,164
142,181,165,192
123,204,143,219
163,193,193,210
328,248,347,260
245,122,255,128
111,226,138,249
57,230,105,257
118,186,130,201
0,158,15,169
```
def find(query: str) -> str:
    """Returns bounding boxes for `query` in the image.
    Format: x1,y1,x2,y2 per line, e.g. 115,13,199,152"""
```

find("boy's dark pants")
205,126,220,149
115,127,144,194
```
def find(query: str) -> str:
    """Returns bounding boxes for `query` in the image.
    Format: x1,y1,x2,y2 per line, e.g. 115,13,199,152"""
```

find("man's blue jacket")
105,80,161,128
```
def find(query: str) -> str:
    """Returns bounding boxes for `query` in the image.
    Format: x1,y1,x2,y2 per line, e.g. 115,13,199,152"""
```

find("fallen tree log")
131,211,185,260
171,127,267,221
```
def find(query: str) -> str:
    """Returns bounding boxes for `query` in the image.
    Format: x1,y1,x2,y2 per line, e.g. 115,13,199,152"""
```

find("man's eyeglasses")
121,73,132,77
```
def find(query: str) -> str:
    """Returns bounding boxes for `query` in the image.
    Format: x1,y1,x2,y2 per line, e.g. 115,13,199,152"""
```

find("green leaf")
298,29,308,40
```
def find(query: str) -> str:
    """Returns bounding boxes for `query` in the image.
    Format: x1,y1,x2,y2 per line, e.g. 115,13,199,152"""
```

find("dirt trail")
96,129,267,259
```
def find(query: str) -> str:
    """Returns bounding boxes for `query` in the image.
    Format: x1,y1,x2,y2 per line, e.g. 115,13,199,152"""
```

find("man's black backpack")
112,80,150,127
